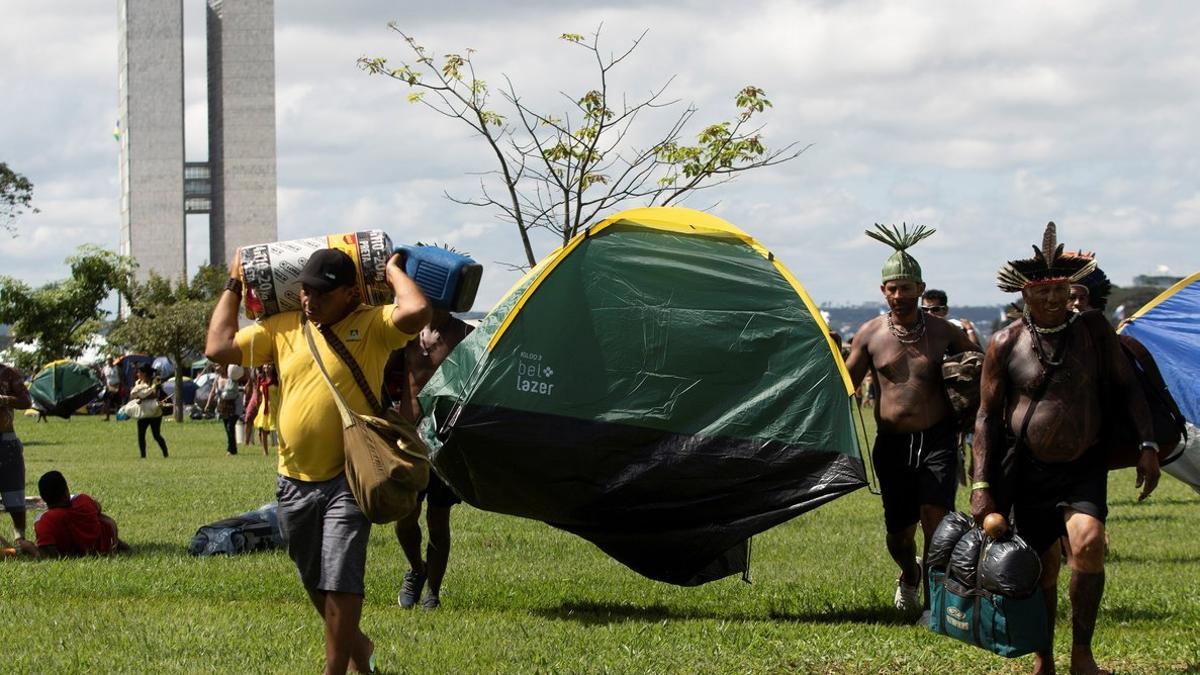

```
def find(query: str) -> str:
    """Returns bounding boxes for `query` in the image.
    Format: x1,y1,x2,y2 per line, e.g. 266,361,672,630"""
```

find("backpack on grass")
188,503,283,556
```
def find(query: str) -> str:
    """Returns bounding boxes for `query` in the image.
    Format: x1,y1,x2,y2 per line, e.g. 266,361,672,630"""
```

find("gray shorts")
0,434,25,510
276,473,371,595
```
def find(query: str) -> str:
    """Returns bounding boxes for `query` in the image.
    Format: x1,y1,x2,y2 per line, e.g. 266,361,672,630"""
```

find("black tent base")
433,404,868,585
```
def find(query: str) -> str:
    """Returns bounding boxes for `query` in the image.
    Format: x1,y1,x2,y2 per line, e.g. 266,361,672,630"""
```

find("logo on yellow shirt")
347,329,361,341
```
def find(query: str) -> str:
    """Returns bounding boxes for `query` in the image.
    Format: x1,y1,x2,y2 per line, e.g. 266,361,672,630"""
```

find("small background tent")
162,378,198,406
1121,272,1200,493
152,356,175,379
420,207,866,585
116,354,153,391
29,360,103,419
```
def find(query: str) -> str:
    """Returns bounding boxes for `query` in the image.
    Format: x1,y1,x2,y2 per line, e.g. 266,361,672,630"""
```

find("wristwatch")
1139,441,1160,453
224,277,243,296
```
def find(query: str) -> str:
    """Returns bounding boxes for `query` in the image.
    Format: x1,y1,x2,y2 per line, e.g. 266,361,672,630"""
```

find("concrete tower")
117,0,277,281
206,0,278,267
117,0,186,280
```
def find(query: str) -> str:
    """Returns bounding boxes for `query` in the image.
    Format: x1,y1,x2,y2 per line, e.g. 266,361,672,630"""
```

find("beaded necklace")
1022,311,1074,368
1025,310,1074,334
887,310,926,344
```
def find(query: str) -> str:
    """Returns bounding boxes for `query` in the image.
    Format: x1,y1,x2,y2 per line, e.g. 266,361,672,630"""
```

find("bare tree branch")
360,24,805,267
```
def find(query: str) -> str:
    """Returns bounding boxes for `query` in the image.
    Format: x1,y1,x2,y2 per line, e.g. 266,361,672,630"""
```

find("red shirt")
34,494,115,555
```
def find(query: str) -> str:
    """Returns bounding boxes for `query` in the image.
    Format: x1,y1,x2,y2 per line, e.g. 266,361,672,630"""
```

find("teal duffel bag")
929,568,1051,658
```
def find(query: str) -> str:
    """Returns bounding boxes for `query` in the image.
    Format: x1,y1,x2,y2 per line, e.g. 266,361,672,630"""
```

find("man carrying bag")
206,247,430,675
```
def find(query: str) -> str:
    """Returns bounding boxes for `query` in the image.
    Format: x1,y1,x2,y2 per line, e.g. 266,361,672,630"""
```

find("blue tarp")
152,356,175,378
162,379,198,405
1121,272,1200,426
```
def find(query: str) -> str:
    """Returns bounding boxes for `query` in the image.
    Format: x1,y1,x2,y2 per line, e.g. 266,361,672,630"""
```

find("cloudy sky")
2,0,1198,312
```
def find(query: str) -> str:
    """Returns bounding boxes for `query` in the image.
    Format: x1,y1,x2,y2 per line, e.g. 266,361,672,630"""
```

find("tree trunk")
173,355,185,423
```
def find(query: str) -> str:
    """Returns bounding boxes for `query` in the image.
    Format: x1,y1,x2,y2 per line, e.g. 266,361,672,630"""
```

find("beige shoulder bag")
303,320,430,524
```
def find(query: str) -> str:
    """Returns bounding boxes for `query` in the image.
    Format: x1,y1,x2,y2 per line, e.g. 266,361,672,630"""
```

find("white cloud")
2,0,1199,309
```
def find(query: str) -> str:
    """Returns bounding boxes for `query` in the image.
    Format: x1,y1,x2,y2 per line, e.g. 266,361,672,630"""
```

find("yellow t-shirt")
235,305,414,481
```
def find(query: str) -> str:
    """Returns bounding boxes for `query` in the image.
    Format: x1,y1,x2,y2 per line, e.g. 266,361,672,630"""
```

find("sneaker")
894,557,922,612
420,593,440,610
398,569,426,609
917,609,931,628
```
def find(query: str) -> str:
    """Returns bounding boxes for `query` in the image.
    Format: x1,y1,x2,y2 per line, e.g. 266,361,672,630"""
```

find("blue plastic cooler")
395,245,483,313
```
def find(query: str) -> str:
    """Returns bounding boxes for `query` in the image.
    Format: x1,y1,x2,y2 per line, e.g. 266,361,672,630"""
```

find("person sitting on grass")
30,470,131,558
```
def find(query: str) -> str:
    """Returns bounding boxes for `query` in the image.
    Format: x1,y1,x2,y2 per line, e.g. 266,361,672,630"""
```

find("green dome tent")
420,207,866,585
29,360,104,419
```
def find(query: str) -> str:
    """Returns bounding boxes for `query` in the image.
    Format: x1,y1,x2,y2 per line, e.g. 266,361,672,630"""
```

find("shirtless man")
844,224,980,620
0,361,34,546
972,224,1159,675
384,308,473,610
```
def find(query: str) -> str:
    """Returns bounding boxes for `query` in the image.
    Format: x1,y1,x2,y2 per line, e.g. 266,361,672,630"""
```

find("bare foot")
1069,645,1110,675
1032,652,1056,675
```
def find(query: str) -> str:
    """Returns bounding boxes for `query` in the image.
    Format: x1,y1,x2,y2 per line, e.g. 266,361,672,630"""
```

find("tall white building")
206,0,278,267
118,0,186,280
117,0,277,281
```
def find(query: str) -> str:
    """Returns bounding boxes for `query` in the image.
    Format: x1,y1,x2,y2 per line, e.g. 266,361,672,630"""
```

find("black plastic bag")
979,535,1043,598
949,528,986,586
927,511,973,570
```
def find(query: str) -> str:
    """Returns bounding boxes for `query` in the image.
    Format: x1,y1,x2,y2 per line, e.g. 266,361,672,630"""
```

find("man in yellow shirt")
206,247,429,675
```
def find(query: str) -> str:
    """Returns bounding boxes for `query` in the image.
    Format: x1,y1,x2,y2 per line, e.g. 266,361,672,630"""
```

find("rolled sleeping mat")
238,231,394,319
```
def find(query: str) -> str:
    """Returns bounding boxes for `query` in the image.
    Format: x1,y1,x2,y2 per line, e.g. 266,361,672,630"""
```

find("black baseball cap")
298,248,357,292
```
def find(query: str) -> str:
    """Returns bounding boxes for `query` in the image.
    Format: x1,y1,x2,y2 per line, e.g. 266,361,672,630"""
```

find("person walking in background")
208,364,241,456
254,364,279,456
384,308,473,610
130,365,168,459
242,370,260,449
920,288,981,346
101,356,122,421
0,360,33,546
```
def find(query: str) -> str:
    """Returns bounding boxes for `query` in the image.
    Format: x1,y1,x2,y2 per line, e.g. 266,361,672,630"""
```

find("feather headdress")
996,222,1096,293
866,222,936,283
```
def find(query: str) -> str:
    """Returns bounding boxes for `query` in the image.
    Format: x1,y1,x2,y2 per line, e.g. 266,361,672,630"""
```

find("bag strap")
316,323,385,416
972,536,989,646
1119,339,1189,445
302,320,359,429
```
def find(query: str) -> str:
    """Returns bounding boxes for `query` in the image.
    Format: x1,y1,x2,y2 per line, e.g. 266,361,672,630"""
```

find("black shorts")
1012,450,1107,554
872,417,959,533
421,471,462,509
0,434,25,510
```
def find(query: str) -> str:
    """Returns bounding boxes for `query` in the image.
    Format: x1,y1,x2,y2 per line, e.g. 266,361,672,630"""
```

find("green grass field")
1,414,1198,674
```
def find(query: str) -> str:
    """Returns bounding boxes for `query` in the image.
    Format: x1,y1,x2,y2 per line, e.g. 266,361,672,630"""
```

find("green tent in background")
29,360,103,419
420,207,866,585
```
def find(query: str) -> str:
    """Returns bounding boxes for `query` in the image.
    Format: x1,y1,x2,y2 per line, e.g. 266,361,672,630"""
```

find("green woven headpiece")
866,223,936,283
